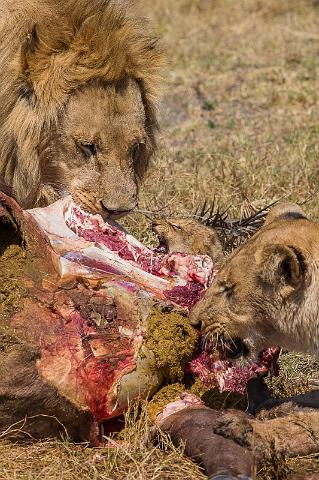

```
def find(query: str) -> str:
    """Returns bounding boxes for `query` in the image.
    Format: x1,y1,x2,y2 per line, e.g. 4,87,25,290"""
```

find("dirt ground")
1,0,319,479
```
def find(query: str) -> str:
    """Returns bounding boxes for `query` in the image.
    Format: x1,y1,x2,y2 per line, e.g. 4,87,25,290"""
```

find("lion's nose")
100,200,137,217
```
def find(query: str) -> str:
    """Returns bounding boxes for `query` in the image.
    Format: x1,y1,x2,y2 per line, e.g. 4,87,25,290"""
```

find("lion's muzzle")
100,200,137,219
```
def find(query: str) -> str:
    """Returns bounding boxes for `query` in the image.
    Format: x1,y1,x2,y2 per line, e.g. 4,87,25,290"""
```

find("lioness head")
0,1,162,216
189,203,319,357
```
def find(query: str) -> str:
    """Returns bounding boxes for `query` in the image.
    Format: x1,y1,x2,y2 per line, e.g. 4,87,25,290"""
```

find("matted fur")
0,0,162,208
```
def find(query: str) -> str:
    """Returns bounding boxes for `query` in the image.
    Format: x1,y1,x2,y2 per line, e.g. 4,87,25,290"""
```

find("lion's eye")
224,285,234,297
131,142,146,164
78,142,98,158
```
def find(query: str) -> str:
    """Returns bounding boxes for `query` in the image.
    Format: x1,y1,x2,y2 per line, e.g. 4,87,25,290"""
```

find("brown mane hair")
0,0,162,207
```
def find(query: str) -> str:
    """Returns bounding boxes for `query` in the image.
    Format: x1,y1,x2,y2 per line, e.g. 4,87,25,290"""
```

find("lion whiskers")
223,326,237,348
71,190,101,214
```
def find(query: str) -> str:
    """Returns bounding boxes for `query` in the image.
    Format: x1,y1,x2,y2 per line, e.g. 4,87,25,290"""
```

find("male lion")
0,0,162,215
189,203,318,358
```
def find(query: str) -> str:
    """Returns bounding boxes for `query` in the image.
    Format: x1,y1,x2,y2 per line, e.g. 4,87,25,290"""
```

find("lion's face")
42,78,152,218
189,204,314,357
190,245,269,357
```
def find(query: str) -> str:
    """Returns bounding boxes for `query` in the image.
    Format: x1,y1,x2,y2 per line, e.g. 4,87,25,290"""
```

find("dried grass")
124,0,319,247
0,405,205,480
267,352,319,398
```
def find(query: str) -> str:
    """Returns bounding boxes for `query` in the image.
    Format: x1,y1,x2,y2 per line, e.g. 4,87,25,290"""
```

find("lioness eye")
78,142,97,158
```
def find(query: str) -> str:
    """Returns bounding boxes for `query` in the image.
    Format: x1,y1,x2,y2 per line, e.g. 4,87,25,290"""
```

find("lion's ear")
18,25,39,99
20,25,40,70
258,244,305,296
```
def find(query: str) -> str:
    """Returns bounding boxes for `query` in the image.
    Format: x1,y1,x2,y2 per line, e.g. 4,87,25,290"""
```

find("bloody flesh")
187,347,280,395
0,192,216,442
42,198,215,309
38,199,279,396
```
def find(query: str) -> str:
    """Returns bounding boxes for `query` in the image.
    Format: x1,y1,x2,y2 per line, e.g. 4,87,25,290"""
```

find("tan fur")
152,217,225,267
0,0,162,212
189,203,319,357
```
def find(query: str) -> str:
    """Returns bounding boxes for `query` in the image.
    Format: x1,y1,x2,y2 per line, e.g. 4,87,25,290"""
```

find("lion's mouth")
223,338,250,360
70,192,135,220
152,227,169,254
100,206,134,220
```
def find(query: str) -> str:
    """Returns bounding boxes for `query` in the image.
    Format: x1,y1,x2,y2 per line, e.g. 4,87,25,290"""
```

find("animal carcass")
0,190,277,444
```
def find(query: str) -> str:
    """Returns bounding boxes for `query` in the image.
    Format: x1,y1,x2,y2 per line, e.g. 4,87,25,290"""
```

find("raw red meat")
30,198,214,309
187,347,280,395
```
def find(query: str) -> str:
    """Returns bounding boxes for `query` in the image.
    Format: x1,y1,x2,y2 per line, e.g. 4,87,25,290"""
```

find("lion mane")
0,0,162,207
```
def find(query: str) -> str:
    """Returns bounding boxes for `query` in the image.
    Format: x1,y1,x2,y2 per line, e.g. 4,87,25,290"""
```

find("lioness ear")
264,203,307,227
258,244,305,294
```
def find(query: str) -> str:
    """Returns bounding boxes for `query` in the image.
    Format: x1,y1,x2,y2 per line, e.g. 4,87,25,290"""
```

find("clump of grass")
0,403,206,480
267,352,319,398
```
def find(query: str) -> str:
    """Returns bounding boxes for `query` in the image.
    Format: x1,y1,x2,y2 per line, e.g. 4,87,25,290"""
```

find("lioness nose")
189,311,202,328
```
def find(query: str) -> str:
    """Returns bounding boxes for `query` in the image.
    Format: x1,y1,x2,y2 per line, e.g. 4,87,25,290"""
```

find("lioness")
189,203,319,358
0,0,162,215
